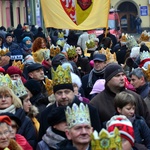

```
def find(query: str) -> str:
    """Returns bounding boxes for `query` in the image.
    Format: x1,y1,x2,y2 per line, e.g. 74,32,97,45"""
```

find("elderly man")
58,103,93,150
82,53,107,99
38,65,101,141
90,63,150,127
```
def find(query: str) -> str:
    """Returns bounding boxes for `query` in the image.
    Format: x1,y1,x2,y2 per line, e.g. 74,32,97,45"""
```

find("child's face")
117,103,135,118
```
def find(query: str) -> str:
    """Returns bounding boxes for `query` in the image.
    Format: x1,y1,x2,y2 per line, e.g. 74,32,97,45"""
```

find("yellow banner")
41,0,110,30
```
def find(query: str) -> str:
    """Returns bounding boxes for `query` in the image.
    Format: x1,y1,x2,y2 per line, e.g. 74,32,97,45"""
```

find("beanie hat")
104,63,124,83
70,72,82,88
47,106,66,126
0,67,5,73
22,36,31,44
5,33,13,38
0,115,11,125
90,79,105,95
24,79,41,96
106,115,134,146
6,66,22,76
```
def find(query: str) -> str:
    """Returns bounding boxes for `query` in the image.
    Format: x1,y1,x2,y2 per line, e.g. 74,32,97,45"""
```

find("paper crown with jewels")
65,103,91,128
140,30,150,41
44,77,53,96
126,35,138,50
142,64,150,81
0,74,12,88
99,48,117,64
56,40,65,47
50,44,60,57
140,51,150,62
0,47,9,56
91,127,122,150
66,46,77,59
51,65,72,86
11,79,28,98
12,60,24,71
120,33,128,42
58,32,64,39
86,39,95,49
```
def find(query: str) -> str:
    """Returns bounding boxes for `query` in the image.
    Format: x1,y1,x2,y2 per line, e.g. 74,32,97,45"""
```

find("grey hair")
130,68,147,81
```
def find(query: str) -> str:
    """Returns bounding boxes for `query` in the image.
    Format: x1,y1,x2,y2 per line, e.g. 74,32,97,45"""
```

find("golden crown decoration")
0,47,9,56
66,46,77,59
0,74,12,88
11,79,27,98
44,77,53,96
56,40,65,47
126,35,138,50
65,103,91,129
142,64,150,81
86,39,95,49
140,30,150,41
51,65,72,86
91,127,122,150
140,51,150,62
50,44,60,57
120,33,128,42
12,60,24,71
58,32,64,39
99,48,117,64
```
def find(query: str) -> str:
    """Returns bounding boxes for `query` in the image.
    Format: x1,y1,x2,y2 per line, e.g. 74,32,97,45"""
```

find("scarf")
42,127,65,149
0,105,16,114
87,68,105,88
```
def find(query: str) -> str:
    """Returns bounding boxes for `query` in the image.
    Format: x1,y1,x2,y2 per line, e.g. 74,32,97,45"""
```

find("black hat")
27,63,43,73
0,112,21,127
24,79,41,96
104,63,124,83
47,106,66,126
93,53,107,62
5,33,13,38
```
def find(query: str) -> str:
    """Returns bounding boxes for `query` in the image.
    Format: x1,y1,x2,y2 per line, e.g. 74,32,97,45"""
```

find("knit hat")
106,115,134,146
22,36,31,44
90,79,105,95
0,115,11,125
6,66,22,76
104,63,124,83
24,79,41,96
5,33,13,38
47,106,66,126
27,63,43,73
0,67,5,73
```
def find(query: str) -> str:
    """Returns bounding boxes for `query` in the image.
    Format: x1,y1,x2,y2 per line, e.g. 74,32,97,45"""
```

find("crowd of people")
0,23,150,150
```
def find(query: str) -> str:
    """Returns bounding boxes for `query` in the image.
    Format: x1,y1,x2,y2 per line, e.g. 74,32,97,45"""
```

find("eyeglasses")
0,130,10,138
0,94,11,100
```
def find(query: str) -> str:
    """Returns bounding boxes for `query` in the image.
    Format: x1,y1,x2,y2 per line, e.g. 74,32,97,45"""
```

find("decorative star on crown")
99,48,117,64
140,51,150,62
58,32,64,38
11,79,27,98
51,65,72,86
12,60,24,71
66,46,77,59
86,39,95,49
0,74,12,88
140,30,150,41
0,47,9,56
65,103,91,129
91,127,122,150
44,77,53,96
50,44,60,57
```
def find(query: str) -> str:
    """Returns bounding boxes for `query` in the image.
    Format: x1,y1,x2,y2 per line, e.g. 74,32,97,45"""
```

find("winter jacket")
90,86,150,128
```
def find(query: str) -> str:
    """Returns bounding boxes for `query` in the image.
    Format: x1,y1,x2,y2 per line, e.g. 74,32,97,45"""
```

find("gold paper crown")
50,44,60,57
0,48,9,56
56,40,65,47
126,35,138,49
66,46,77,59
140,51,150,62
58,32,64,38
91,127,122,150
99,48,117,64
140,30,150,41
12,60,24,71
0,74,12,88
120,33,128,42
65,103,91,128
51,65,72,86
44,77,53,96
86,39,95,49
11,79,28,98
142,64,150,81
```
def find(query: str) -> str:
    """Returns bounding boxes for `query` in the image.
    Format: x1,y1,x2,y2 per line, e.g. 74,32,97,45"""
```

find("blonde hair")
0,86,22,108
